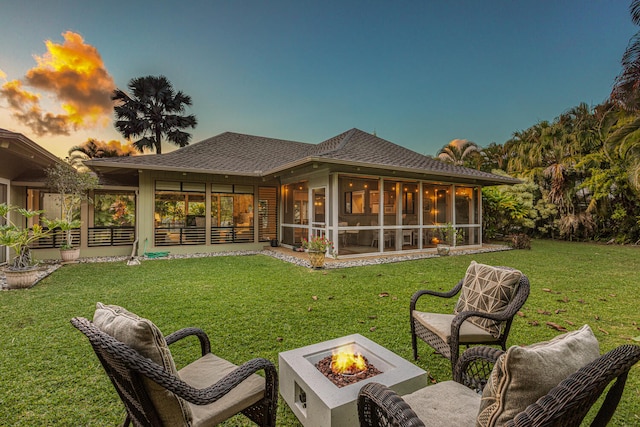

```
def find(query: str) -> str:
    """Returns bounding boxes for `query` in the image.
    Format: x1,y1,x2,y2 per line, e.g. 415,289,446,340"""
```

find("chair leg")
411,320,419,360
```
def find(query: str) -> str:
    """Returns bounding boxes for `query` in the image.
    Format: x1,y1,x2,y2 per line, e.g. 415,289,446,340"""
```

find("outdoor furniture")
359,326,640,426
71,303,278,427
410,261,530,370
279,334,428,427
371,220,393,248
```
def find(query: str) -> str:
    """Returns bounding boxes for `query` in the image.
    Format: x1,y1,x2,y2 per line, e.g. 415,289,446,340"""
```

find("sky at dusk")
0,1,637,159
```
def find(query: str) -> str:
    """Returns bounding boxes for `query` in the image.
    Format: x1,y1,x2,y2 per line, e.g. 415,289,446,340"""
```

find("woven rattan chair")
72,311,278,427
358,344,640,427
410,262,530,370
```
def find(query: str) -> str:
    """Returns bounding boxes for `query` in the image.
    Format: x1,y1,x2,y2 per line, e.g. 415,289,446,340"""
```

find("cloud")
0,31,115,136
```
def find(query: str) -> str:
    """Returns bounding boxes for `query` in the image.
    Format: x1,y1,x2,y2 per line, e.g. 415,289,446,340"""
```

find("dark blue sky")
0,1,636,157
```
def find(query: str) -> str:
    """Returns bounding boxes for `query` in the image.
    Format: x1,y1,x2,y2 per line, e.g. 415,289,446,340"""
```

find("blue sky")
0,1,636,158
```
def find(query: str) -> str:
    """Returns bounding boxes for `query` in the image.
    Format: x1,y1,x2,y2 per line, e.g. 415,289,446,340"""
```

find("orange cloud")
0,31,115,136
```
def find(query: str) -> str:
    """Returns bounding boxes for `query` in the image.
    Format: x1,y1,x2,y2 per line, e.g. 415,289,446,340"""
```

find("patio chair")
410,261,530,370
71,303,278,426
359,326,640,426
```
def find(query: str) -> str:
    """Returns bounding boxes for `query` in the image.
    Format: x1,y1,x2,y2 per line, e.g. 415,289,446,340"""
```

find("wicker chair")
410,263,530,370
71,314,278,426
358,344,640,427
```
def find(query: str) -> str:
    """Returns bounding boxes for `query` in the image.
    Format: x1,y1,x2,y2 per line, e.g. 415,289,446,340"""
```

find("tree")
44,162,99,249
480,142,509,172
436,139,481,166
112,75,197,154
611,0,640,111
68,138,136,171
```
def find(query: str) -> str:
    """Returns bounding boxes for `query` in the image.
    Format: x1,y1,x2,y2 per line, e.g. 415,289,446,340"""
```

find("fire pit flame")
331,347,368,375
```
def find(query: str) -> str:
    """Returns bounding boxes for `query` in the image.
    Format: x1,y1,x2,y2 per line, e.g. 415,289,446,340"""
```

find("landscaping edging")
1,245,511,289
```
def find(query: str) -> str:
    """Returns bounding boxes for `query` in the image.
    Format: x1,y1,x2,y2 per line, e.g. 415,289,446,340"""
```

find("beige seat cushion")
454,261,522,338
413,312,498,344
92,303,192,426
403,381,480,426
476,325,600,427
180,353,266,426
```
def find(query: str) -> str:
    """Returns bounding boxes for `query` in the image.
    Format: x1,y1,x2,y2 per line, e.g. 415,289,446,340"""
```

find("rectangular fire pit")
279,334,428,427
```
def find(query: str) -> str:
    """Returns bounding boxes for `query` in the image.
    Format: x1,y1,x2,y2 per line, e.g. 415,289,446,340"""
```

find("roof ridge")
333,128,357,152
313,128,357,156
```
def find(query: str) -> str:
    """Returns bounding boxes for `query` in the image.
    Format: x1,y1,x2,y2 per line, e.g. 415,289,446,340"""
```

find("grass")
0,239,638,426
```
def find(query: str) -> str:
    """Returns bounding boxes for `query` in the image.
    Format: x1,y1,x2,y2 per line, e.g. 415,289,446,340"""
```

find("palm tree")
112,75,197,154
611,0,640,111
481,142,509,172
68,138,136,171
436,139,481,166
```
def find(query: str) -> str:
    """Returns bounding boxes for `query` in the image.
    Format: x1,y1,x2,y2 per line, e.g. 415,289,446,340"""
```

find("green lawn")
1,240,638,426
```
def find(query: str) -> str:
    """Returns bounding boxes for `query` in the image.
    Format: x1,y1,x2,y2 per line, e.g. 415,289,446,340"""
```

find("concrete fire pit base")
279,334,428,427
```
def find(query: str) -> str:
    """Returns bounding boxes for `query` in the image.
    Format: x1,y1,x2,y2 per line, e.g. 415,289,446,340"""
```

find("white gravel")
2,244,511,289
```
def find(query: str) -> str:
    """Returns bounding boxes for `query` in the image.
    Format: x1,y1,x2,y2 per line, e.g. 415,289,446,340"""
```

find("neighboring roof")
0,128,65,182
86,128,519,185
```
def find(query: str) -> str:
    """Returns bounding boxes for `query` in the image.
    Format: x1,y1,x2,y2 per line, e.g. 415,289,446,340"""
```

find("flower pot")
60,247,80,263
307,250,326,269
270,238,279,247
436,244,451,256
4,268,40,289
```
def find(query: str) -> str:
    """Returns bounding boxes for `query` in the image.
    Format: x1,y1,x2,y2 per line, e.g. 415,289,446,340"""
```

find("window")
88,192,136,247
93,192,136,227
155,181,206,245
211,185,254,244
27,189,80,248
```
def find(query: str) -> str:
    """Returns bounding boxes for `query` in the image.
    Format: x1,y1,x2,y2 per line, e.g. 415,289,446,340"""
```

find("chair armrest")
358,382,425,427
410,279,464,311
120,345,277,406
180,357,278,406
454,346,503,392
165,327,211,356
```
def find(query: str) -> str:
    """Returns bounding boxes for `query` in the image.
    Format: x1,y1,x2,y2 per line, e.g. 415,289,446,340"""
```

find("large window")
282,182,309,245
155,181,256,246
155,181,206,245
89,192,136,246
93,192,136,226
27,189,80,248
211,185,254,244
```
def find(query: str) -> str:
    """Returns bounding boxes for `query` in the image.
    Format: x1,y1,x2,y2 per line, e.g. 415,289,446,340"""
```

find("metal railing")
154,226,255,246
88,227,135,247
30,229,80,249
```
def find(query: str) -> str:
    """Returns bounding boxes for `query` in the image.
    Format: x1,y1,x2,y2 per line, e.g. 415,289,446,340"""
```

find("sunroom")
281,175,480,257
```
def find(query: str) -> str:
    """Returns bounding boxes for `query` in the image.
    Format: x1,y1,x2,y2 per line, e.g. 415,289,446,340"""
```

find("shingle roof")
86,132,313,175
86,128,518,184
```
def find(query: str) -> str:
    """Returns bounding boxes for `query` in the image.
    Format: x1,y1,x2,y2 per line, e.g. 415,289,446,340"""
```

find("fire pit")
316,346,382,387
279,334,428,427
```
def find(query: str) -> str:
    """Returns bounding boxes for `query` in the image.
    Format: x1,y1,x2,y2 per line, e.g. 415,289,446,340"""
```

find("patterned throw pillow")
93,302,192,426
454,261,522,338
476,325,600,427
